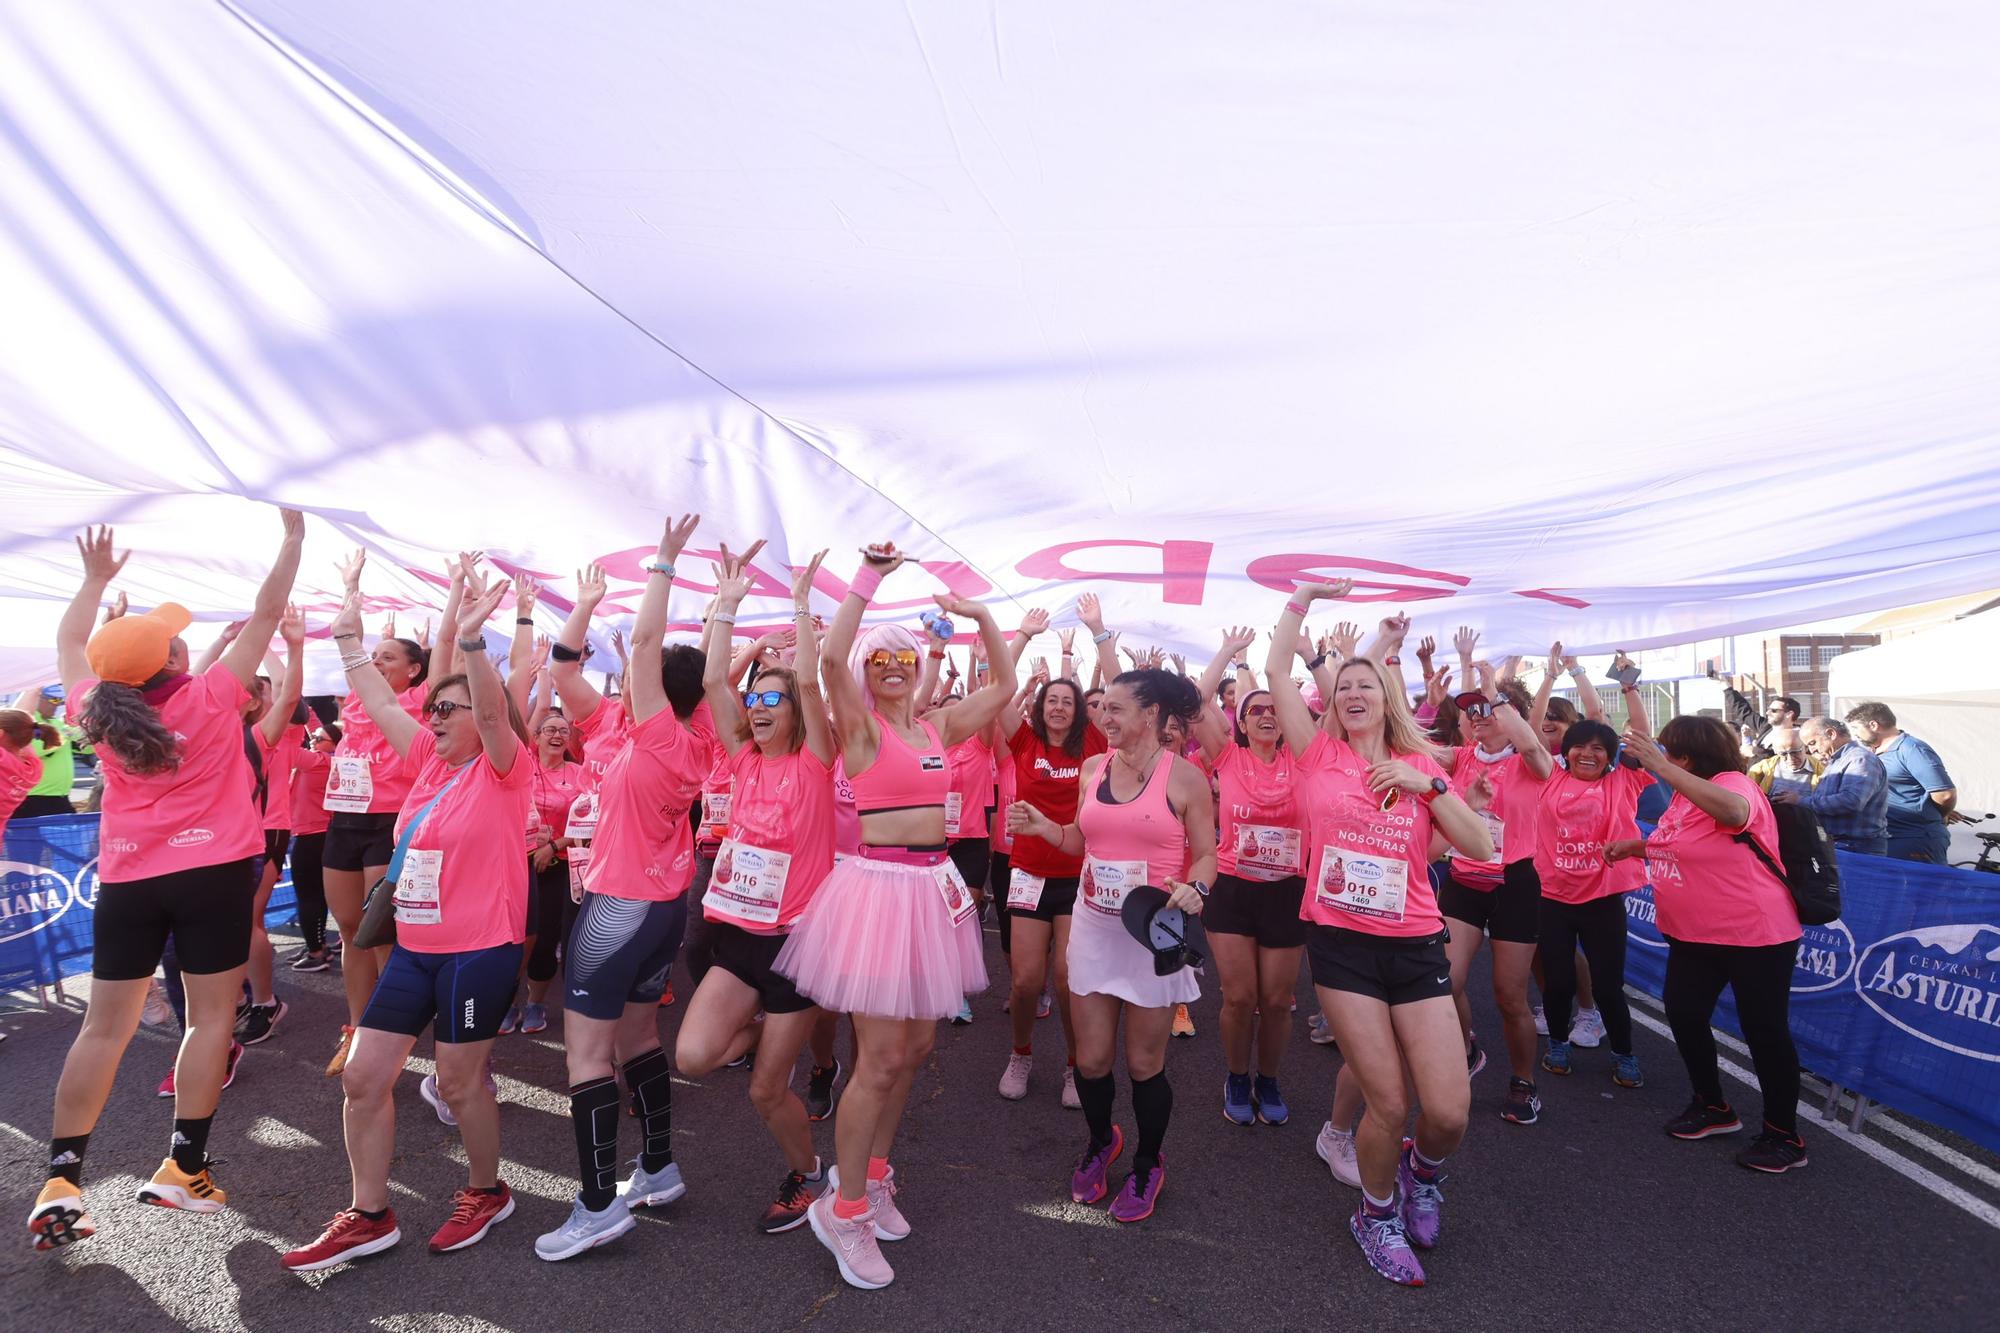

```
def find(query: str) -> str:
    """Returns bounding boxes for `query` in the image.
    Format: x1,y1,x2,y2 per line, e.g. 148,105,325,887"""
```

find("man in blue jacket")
1845,702,1956,863
1781,717,1888,855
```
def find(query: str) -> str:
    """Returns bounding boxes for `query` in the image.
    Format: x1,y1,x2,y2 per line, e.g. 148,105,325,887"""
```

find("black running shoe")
1665,1098,1743,1140
1735,1127,1807,1173
238,999,288,1047
1500,1077,1541,1125
806,1058,844,1123
758,1168,826,1234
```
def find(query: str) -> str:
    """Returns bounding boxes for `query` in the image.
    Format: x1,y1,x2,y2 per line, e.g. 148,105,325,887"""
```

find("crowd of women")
21,510,1811,1290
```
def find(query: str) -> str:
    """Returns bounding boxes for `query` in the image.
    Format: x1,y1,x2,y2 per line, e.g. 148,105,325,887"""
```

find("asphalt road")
5,919,1998,1333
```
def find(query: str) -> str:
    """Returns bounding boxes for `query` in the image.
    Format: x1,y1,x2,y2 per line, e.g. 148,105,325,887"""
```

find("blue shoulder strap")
388,763,469,881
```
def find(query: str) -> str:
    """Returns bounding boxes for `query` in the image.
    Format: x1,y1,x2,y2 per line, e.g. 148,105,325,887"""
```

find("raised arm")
1266,582,1352,753
59,528,131,691
329,590,423,758
216,508,304,686
551,563,610,722
506,575,539,710
430,552,476,681
819,546,901,750
1077,593,1122,685
788,552,835,765
257,605,307,747
453,575,521,773
1622,729,1749,829
1492,694,1554,779
627,514,701,725
1612,654,1650,737
1196,626,1257,760
936,596,1018,747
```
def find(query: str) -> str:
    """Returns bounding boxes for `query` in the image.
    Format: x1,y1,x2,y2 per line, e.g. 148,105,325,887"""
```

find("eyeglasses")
865,649,919,670
743,690,791,709
1243,703,1276,718
426,700,475,720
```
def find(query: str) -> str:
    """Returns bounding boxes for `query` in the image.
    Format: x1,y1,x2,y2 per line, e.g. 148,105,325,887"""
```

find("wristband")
332,632,358,641
1307,652,1329,671
339,652,372,672
927,649,946,660
551,642,583,663
713,612,737,626
645,561,675,578
1384,654,1402,666
1569,666,1588,679
849,565,884,601
458,635,488,653
1232,660,1249,672
515,617,534,626
1285,599,1309,618
1091,629,1113,645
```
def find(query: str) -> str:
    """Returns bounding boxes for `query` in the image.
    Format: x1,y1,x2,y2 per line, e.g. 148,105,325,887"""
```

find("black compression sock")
1131,1070,1173,1164
1075,1071,1117,1150
622,1047,674,1172
568,1076,622,1211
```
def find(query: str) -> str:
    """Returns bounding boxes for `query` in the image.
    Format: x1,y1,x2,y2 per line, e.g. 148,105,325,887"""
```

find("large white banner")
3,2,1998,693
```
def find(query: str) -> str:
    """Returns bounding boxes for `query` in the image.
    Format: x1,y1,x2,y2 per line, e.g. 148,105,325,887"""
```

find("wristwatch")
1189,879,1211,899
457,634,488,653
1307,652,1329,670
1419,776,1449,805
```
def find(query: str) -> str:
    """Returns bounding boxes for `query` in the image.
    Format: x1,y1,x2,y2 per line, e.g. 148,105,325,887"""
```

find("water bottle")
920,609,955,641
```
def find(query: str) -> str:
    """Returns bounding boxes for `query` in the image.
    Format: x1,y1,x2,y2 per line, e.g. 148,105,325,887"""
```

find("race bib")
701,789,731,836
525,810,545,853
945,791,964,838
567,842,592,903
1007,867,1046,911
932,859,976,926
566,792,598,842
393,848,444,925
324,755,374,813
705,838,792,927
1234,823,1302,881
1314,849,1408,923
1082,856,1148,916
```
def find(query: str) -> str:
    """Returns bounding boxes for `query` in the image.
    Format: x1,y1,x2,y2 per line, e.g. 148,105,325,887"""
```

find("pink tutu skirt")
773,852,989,1020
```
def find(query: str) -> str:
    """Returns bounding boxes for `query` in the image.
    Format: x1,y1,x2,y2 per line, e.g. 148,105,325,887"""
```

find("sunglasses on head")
425,699,474,720
743,689,790,709
866,649,919,670
1452,691,1496,719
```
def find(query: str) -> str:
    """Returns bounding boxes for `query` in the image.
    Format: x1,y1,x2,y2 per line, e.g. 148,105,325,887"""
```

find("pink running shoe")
1069,1126,1123,1205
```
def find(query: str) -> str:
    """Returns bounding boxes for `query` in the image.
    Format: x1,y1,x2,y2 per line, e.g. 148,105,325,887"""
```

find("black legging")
1538,893,1633,1055
526,860,575,984
290,832,329,953
1663,935,1801,1135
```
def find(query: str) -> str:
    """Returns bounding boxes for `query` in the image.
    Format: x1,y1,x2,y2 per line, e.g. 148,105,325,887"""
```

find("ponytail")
78,678,181,775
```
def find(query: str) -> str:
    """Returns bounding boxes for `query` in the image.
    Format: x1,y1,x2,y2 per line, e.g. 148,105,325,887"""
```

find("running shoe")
419,1072,457,1127
1501,1077,1542,1125
950,997,973,1026
998,1052,1032,1101
1315,1122,1361,1188
325,1024,356,1077
1665,1098,1742,1140
1307,1013,1339,1047
520,1002,549,1035
616,1158,686,1209
1061,1066,1081,1109
281,1207,401,1271
1570,1007,1606,1049
1531,1003,1548,1036
222,1040,243,1090
1170,1004,1195,1039
807,1192,893,1290
1222,1073,1255,1126
1351,1206,1425,1286
1253,1075,1289,1126
1396,1140,1443,1249
157,1065,176,1099
141,981,175,1027
137,1157,228,1212
498,1005,523,1036
1070,1126,1124,1204
28,1178,94,1250
1540,1039,1572,1077
289,951,331,973
1109,1156,1165,1224
758,1167,827,1234
725,1050,755,1070
1465,1036,1487,1078
429,1184,514,1253
657,983,676,1007
1611,1052,1643,1088
535,1194,635,1261
806,1058,844,1122
1736,1127,1809,1174
238,1000,287,1047
828,1164,910,1241
1037,987,1054,1020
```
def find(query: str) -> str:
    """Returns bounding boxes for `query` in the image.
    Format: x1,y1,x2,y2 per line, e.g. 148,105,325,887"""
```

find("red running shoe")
429,1184,515,1253
282,1208,402,1271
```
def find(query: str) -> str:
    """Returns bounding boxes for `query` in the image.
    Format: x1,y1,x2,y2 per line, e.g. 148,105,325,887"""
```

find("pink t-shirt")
572,694,633,783
1445,746,1545,888
392,726,532,953
989,742,1018,856
1296,732,1450,937
1213,744,1305,882
290,748,333,837
329,683,427,814
0,744,44,845
696,741,733,849
945,734,995,842
70,667,265,882
529,759,590,858
707,745,836,932
259,724,305,832
583,706,706,902
1646,771,1800,947
1532,766,1649,904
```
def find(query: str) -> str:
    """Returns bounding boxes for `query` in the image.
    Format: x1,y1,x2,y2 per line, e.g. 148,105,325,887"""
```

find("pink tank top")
1076,751,1188,908
849,715,949,815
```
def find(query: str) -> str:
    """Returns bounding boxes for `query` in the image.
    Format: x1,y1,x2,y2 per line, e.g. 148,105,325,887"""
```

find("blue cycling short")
562,893,688,1020
361,941,524,1043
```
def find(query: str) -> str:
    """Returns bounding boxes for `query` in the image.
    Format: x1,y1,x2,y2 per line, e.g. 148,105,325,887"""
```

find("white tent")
1828,610,2000,816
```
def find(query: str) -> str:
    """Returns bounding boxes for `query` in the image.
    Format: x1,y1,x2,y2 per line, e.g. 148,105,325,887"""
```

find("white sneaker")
535,1195,636,1261
1036,987,1053,1020
998,1052,1032,1100
141,980,175,1028
1570,1008,1606,1049
1307,1013,1339,1046
1532,1004,1549,1037
1061,1067,1081,1108
1315,1121,1361,1189
419,1072,457,1127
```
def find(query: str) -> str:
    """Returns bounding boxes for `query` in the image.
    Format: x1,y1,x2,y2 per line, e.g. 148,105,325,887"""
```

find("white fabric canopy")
4,1,1999,693
1829,611,2000,815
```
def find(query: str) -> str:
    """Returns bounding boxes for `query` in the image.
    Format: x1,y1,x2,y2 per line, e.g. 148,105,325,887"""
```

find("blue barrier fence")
1,813,297,996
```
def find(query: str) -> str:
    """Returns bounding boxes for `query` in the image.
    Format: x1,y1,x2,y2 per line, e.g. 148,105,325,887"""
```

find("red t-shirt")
583,707,707,901
392,727,532,953
1646,771,1800,946
71,667,264,882
1008,720,1106,878
1296,732,1449,937
1213,744,1305,882
707,745,836,932
1532,766,1649,904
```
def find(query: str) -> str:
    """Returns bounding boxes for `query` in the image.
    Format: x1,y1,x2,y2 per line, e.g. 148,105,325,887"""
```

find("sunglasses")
425,699,475,720
743,690,791,709
1242,703,1276,718
1452,691,1496,719
865,649,919,670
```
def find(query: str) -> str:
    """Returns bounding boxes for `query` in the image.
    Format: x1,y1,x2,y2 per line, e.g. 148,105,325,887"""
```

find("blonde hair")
1323,659,1442,763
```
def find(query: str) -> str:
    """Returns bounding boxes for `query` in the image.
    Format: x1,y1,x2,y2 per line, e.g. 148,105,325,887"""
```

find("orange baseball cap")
85,603,194,686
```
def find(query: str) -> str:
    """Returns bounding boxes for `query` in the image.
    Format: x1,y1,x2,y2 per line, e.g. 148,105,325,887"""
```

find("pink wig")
849,622,925,713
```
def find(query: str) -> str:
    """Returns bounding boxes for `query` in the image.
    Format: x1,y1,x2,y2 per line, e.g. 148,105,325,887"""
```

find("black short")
1204,873,1308,948
1005,871,1080,922
323,811,396,872
991,851,1013,952
525,858,568,937
1307,924,1453,1006
92,858,258,981
361,941,523,1043
950,838,991,892
703,919,815,1014
1437,859,1541,945
263,828,292,870
12,794,76,819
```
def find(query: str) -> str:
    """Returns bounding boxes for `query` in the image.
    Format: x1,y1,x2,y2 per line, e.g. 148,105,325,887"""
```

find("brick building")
1749,633,1879,719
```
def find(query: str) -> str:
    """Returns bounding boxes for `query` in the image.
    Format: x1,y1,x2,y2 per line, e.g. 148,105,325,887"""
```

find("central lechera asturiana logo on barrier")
1624,884,1667,950
1793,919,1857,994
1856,923,2000,1064
0,859,78,945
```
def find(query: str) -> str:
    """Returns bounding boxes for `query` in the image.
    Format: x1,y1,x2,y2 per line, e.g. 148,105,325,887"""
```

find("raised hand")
933,592,986,619
609,626,628,667
1424,667,1455,708
101,590,129,625
279,603,307,647
1076,592,1105,632
1415,635,1437,666
514,574,540,616
415,617,432,650
576,563,610,612
859,540,910,575
790,549,827,610
1330,621,1362,660
1019,607,1051,638
659,513,703,565
330,589,365,642
459,579,510,638
379,612,396,641
335,546,366,592
76,526,131,584
1222,624,1258,657
1058,628,1076,655
1452,625,1479,661
711,542,758,603
1294,580,1354,602
1546,641,1565,679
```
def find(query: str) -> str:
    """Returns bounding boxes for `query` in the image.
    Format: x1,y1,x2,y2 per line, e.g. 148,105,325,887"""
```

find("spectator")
1716,672,1799,760
10,685,85,818
1779,717,1886,855
1748,726,1821,800
1844,702,1956,863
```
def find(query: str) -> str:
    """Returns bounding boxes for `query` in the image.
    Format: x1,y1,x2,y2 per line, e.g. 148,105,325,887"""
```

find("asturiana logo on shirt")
167,828,215,848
